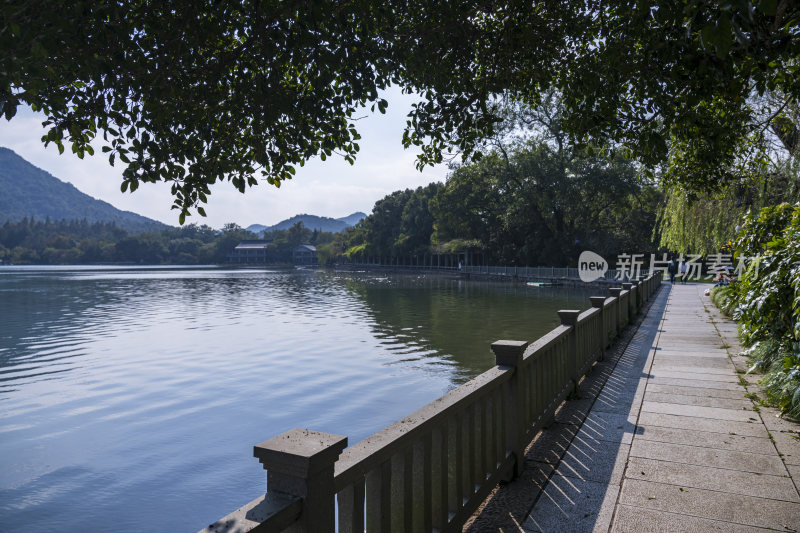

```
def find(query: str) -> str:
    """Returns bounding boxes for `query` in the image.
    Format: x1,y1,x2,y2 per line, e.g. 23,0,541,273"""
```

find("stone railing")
200,274,661,533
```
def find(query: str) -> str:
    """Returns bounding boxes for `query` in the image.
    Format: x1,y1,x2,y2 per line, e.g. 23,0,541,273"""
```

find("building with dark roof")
227,240,273,264
292,244,317,265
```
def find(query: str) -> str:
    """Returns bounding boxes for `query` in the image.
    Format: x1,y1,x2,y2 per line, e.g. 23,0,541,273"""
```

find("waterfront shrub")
730,203,800,418
710,285,735,317
762,355,800,418
344,243,367,258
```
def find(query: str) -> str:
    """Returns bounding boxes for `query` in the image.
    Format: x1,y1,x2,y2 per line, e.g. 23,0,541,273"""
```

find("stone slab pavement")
466,283,800,532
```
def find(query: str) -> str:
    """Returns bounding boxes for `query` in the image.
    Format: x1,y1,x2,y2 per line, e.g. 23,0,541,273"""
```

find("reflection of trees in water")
0,268,309,379
336,273,598,383
0,268,380,387
2,268,600,389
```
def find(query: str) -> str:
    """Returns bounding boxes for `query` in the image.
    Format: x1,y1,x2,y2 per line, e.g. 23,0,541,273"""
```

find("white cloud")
0,88,449,229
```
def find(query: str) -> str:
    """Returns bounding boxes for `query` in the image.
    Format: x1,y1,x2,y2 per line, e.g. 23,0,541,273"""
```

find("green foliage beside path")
711,203,800,418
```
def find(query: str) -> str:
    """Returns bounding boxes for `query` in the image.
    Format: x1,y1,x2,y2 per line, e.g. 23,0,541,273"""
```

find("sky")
0,87,450,229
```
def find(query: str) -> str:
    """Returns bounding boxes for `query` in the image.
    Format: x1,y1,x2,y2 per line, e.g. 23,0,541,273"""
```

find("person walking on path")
680,260,688,283
667,257,678,283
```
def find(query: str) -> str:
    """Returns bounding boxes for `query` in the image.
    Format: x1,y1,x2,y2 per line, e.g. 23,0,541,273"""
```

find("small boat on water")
527,281,563,287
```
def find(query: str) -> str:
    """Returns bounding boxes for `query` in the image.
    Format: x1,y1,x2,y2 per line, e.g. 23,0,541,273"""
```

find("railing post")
609,287,623,334
557,310,582,389
254,429,348,533
628,281,638,314
590,296,607,358
622,282,634,319
636,280,643,308
491,339,529,480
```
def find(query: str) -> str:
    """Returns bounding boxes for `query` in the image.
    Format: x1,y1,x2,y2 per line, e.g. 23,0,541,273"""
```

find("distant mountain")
247,211,367,235
0,147,168,233
337,212,368,227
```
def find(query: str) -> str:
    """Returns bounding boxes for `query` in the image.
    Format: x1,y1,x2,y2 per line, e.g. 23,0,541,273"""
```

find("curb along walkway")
468,283,800,532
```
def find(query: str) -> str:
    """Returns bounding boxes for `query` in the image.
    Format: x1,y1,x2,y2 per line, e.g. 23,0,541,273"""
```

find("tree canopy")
3,1,798,221
337,138,662,266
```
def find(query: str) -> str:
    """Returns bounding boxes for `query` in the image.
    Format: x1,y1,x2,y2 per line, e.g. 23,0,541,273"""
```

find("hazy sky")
0,87,449,229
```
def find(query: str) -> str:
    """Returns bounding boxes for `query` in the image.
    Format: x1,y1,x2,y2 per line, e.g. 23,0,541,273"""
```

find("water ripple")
0,266,595,532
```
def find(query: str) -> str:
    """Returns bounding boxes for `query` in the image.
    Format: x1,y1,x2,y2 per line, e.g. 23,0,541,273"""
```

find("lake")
0,266,599,532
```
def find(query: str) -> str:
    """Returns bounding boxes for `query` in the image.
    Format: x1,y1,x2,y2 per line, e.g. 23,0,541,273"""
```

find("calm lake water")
0,266,599,532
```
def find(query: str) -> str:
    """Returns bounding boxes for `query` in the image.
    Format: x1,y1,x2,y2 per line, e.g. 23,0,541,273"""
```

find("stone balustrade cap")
589,296,607,307
558,309,581,326
609,287,623,295
557,309,581,325
491,340,529,366
621,282,633,289
254,429,347,478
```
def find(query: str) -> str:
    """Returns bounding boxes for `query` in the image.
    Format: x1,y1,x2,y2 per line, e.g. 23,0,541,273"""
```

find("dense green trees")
712,203,800,417
0,218,250,264
338,189,414,259
658,94,799,254
4,1,797,220
657,172,800,254
431,145,663,265
395,184,441,256
0,217,341,265
338,141,662,266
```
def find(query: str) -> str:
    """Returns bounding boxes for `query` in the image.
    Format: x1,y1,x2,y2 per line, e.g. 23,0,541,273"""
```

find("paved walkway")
468,283,800,532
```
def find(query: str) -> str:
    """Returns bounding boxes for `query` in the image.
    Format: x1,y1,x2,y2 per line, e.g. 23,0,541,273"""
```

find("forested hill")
247,212,366,234
0,147,167,233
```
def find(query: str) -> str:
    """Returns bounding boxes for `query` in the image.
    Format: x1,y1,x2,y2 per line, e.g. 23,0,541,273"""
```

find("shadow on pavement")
465,286,669,532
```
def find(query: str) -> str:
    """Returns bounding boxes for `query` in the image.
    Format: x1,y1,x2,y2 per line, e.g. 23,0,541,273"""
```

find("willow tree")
658,93,800,254
3,1,798,221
